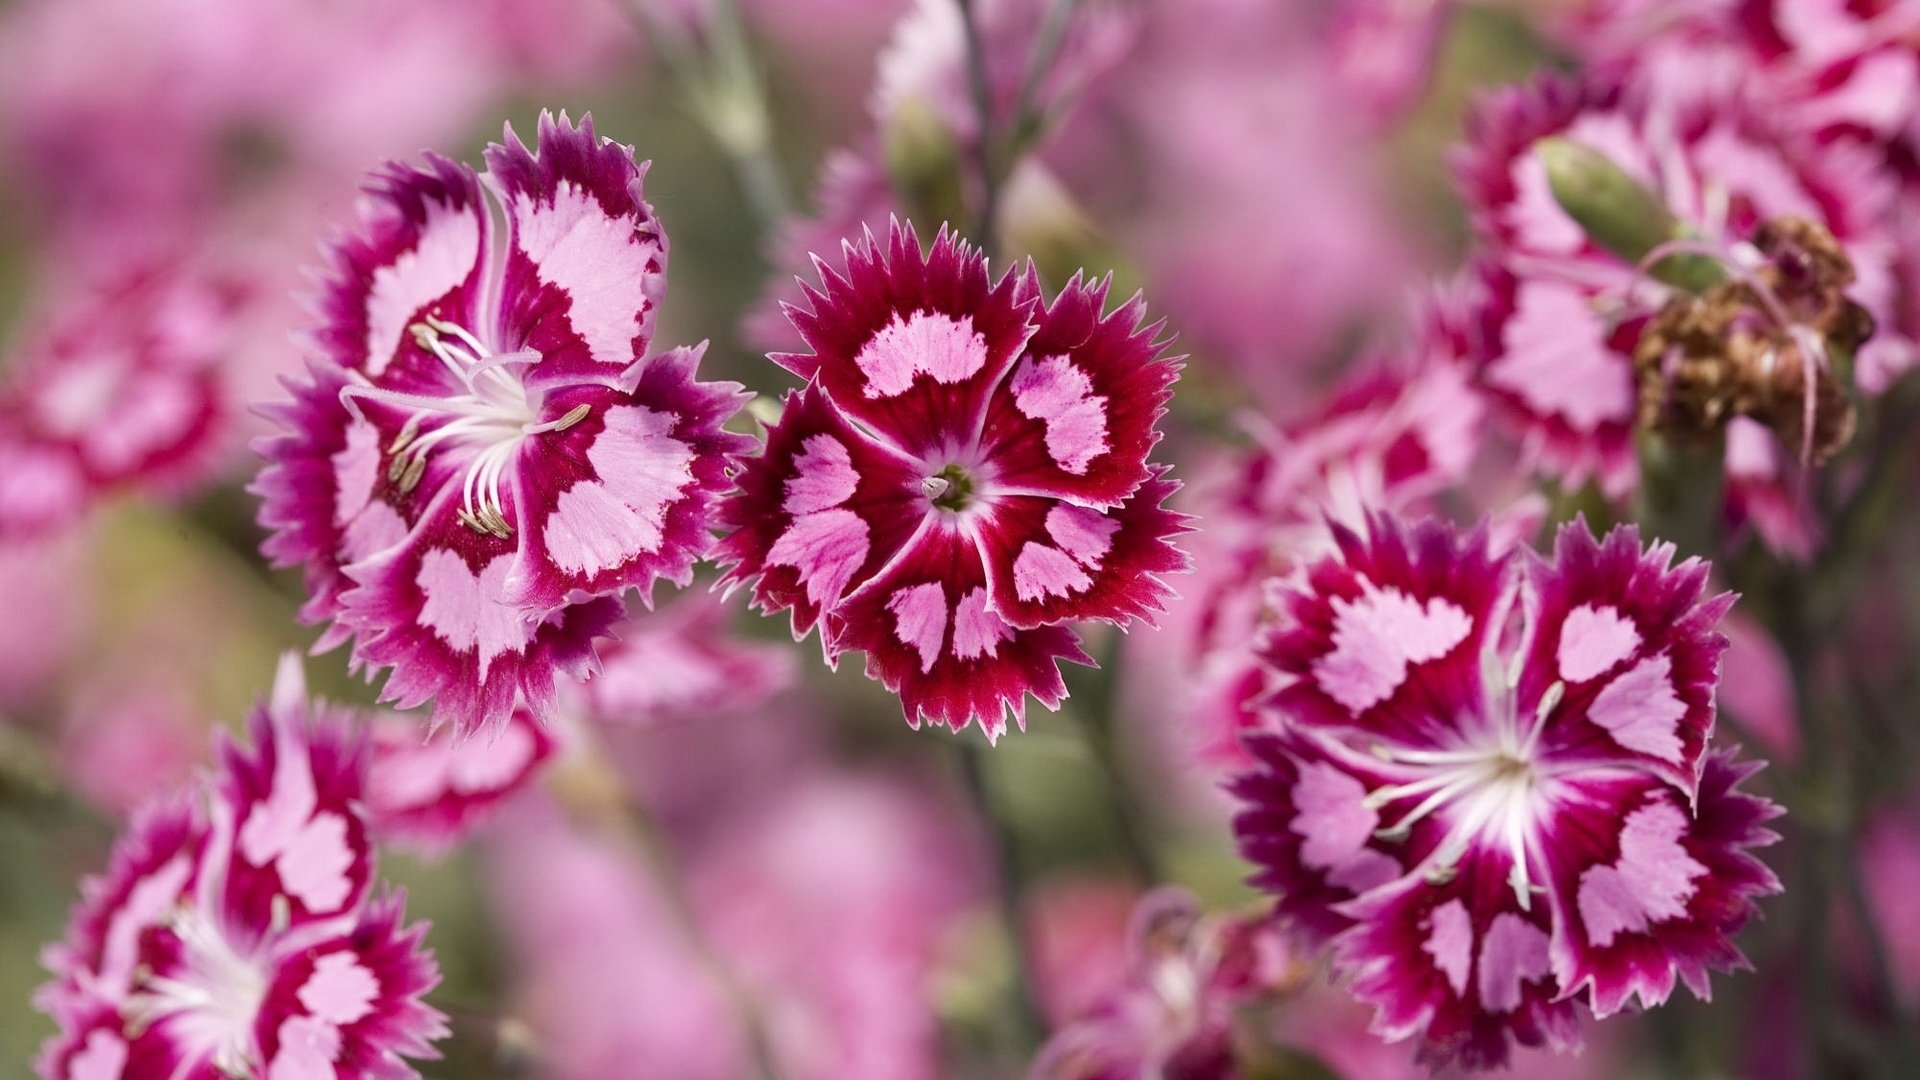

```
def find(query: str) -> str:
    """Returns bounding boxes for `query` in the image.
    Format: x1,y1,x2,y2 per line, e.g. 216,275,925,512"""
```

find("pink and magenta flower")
1230,515,1782,1068
253,111,751,736
0,264,241,540
1032,888,1299,1079
364,707,557,854
34,656,446,1080
1454,71,1915,524
718,222,1189,740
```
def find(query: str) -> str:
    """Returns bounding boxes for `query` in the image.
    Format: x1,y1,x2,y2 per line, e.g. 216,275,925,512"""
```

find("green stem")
615,790,789,1080
636,0,791,231
956,740,1046,1049
1065,637,1163,885
954,0,1000,255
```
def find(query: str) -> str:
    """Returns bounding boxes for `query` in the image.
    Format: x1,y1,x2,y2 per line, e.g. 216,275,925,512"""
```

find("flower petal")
824,523,1093,741
1540,753,1783,1017
714,383,929,641
1522,519,1732,796
484,111,669,392
975,470,1190,630
1258,514,1512,753
775,221,1038,461
506,345,752,613
978,271,1179,507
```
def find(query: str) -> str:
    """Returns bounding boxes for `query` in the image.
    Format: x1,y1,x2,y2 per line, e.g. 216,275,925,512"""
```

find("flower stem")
956,739,1046,1049
566,761,788,1080
1066,637,1165,884
634,0,792,231
954,0,1000,256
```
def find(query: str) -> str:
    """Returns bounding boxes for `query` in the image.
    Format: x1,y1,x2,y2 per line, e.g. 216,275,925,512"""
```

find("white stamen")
339,320,591,539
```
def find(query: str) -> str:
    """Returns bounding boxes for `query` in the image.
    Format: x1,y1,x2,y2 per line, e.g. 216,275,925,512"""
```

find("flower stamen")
337,320,595,539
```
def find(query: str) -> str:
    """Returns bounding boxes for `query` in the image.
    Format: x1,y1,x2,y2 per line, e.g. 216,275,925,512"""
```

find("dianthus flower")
365,707,556,854
1454,72,1914,546
1176,321,1488,769
1231,515,1782,1068
0,265,240,540
1032,889,1300,1079
1567,0,1920,157
718,222,1188,739
254,111,750,735
34,657,446,1080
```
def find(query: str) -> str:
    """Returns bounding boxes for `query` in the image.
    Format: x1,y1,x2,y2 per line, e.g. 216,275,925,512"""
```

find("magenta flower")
1032,888,1299,1080
35,657,446,1080
1454,72,1915,516
365,707,556,854
254,111,751,736
1230,515,1782,1068
579,593,795,728
0,265,240,540
719,223,1189,739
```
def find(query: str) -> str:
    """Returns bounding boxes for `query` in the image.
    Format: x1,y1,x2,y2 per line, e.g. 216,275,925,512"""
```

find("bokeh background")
1,0,1909,1077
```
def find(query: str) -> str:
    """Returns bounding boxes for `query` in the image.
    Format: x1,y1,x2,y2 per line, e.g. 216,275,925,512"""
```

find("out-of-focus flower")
254,112,751,737
486,796,749,1080
582,593,794,727
0,265,242,540
1569,0,1920,154
1324,0,1457,129
34,656,446,1079
0,0,637,259
1857,803,1920,1003
0,534,89,708
1032,888,1300,1079
365,707,557,853
1454,71,1914,536
1231,515,1782,1068
1025,878,1141,1027
1715,609,1802,765
719,223,1188,739
1106,0,1422,410
55,674,204,818
691,770,986,1080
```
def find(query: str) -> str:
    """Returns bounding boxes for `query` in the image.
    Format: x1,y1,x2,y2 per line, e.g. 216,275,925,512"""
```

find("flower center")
1363,666,1566,909
122,906,269,1076
923,463,977,512
338,315,590,539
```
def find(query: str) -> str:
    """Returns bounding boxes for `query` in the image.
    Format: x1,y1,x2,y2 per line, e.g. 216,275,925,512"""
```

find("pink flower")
485,796,750,1080
1324,0,1457,128
719,222,1189,739
0,534,88,708
364,707,557,854
581,593,795,728
1454,71,1916,521
1230,515,1783,1068
1162,298,1539,774
0,264,240,540
253,111,752,736
34,655,447,1080
1568,0,1920,153
690,770,987,1080
1032,888,1300,1079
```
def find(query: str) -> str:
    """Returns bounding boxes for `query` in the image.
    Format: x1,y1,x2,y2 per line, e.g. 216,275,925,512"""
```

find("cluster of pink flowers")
34,658,446,1080
1451,5,1920,557
1231,516,1782,1067
35,0,1920,1070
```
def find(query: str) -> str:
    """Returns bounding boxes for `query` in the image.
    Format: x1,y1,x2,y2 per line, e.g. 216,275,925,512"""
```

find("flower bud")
1537,137,1723,292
